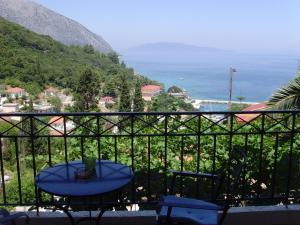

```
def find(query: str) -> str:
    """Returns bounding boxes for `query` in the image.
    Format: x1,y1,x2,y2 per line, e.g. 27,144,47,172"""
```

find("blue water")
123,51,299,103
200,103,228,112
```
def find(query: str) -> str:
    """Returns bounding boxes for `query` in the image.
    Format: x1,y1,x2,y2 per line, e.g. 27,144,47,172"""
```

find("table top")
35,160,133,197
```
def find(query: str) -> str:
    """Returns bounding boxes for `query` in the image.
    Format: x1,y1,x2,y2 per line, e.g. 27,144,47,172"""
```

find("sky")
33,0,300,54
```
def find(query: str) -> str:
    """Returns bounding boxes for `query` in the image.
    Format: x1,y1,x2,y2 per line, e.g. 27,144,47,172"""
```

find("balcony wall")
11,205,300,225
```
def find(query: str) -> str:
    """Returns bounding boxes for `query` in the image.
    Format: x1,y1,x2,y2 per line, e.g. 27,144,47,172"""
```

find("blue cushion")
157,196,221,225
162,195,222,210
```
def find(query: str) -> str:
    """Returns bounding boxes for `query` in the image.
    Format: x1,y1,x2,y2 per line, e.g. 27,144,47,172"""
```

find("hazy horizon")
33,0,300,54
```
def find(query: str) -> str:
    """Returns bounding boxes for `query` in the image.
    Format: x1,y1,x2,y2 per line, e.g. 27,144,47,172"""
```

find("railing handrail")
0,109,299,117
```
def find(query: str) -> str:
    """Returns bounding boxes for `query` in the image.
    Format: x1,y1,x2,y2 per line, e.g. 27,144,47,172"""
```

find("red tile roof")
236,103,267,123
0,116,12,122
101,96,113,100
141,85,161,92
243,103,267,111
49,116,64,125
45,87,59,92
50,130,64,136
6,87,25,93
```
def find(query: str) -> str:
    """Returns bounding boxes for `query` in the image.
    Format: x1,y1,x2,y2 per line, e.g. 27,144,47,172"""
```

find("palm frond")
268,75,300,110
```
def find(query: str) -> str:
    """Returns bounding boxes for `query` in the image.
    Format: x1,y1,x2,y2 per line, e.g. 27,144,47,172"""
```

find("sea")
122,51,300,111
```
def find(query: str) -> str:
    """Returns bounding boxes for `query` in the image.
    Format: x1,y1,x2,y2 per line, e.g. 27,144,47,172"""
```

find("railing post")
63,115,68,164
257,113,265,200
271,133,279,200
164,114,168,195
285,112,296,207
180,136,184,196
14,137,22,205
29,115,38,214
96,115,101,162
0,138,7,204
147,135,151,202
196,113,201,198
227,112,234,198
130,114,135,204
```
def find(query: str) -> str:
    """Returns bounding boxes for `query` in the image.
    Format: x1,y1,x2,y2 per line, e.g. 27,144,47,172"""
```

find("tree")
132,81,144,112
121,61,126,68
119,75,131,112
83,44,94,54
48,96,62,112
268,75,300,109
74,68,100,112
24,82,42,97
149,93,195,112
20,98,48,166
150,93,177,112
0,17,143,103
102,79,117,98
167,86,182,93
236,96,245,103
107,52,119,64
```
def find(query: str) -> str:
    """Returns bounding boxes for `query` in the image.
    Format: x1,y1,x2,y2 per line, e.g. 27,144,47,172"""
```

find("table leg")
75,208,106,225
96,208,107,225
89,210,92,225
54,205,75,225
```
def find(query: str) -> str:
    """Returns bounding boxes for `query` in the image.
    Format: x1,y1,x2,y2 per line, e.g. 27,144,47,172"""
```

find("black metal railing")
0,110,300,210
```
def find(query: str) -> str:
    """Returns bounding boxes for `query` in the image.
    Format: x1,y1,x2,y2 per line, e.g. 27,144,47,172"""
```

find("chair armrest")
172,170,219,179
158,200,223,210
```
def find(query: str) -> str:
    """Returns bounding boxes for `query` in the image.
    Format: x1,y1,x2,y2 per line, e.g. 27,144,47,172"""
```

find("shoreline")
191,99,260,110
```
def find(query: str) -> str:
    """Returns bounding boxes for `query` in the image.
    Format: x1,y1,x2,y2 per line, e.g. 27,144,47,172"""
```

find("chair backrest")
217,147,247,225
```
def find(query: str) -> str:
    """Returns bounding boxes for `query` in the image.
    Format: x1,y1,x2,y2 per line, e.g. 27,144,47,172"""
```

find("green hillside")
0,16,152,96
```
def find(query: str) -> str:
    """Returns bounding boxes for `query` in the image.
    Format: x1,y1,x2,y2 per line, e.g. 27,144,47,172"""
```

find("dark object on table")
74,156,97,179
83,156,96,172
0,208,30,225
74,168,96,180
156,148,246,225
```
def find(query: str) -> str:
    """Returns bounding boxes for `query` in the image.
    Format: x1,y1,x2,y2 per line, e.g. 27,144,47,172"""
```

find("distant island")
126,42,231,54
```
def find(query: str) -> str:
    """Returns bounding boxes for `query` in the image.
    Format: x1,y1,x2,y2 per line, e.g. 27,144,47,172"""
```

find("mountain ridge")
0,16,143,97
0,0,113,53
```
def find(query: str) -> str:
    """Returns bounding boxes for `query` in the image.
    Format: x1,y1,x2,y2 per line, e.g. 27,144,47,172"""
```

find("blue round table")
36,160,133,196
35,160,134,224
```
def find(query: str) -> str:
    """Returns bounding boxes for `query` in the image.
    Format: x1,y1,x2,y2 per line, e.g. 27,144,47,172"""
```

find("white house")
6,87,27,99
44,87,59,97
48,116,75,136
33,104,55,113
1,103,19,113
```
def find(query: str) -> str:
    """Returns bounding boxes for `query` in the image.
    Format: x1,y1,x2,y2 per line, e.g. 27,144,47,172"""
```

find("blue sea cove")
123,51,299,110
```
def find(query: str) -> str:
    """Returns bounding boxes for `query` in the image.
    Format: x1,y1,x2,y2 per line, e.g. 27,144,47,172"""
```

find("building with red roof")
49,116,64,125
6,87,27,99
99,96,115,107
44,87,59,97
236,103,267,123
100,96,114,103
141,85,162,101
48,116,75,136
